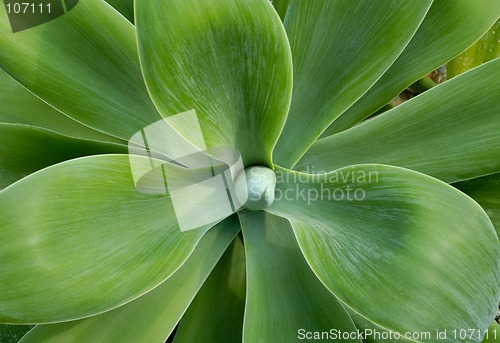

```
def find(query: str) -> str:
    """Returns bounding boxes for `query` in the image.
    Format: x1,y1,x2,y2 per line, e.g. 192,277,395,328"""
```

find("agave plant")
1,0,500,342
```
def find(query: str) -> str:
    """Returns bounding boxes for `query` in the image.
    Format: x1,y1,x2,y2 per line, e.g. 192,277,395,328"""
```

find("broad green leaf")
136,0,292,167
0,124,126,189
271,0,290,21
0,155,214,323
239,211,361,343
298,59,500,183
104,0,134,23
174,234,246,343
267,165,500,343
0,0,161,140
0,325,33,343
272,0,433,168
0,70,122,143
324,0,500,136
454,172,500,236
448,20,500,79
18,217,240,343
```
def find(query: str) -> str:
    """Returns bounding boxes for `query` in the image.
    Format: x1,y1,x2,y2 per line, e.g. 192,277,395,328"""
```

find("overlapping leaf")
104,0,134,23
0,155,214,323
0,70,122,143
17,218,239,343
270,0,290,21
0,124,126,190
0,0,161,140
298,59,500,183
240,211,360,343
136,0,292,167
267,165,500,342
454,172,500,236
272,0,433,167
325,0,500,136
174,235,246,343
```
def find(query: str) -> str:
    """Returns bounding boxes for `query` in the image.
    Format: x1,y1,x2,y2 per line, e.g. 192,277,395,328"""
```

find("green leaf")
239,211,361,343
482,321,500,343
0,155,214,323
448,20,500,79
454,172,500,237
347,310,413,343
0,0,161,140
0,325,33,343
272,0,433,168
104,0,134,23
267,165,500,342
0,124,126,190
324,0,500,136
0,70,122,143
135,0,292,167
174,234,246,343
271,0,290,21
298,59,500,183
17,217,240,343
